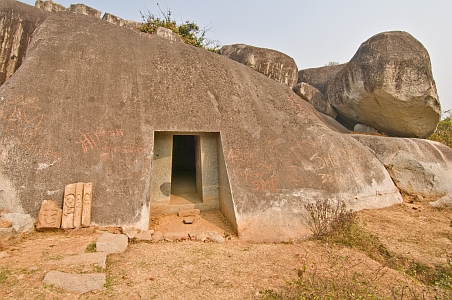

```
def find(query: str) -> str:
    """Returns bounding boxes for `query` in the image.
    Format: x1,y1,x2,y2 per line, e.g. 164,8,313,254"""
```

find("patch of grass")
260,261,384,299
0,269,12,284
260,199,452,299
85,242,96,253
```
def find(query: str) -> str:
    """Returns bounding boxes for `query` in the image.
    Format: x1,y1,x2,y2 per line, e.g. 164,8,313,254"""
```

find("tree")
139,4,220,51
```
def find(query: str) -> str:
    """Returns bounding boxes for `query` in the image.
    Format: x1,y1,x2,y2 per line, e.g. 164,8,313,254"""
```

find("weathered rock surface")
35,200,62,230
2,213,34,232
43,271,106,294
68,4,101,18
0,4,403,242
35,0,66,12
320,114,350,134
327,31,441,138
352,135,452,197
155,27,183,43
298,64,345,94
354,124,378,133
0,0,49,86
429,195,452,208
96,233,128,253
293,82,337,118
60,252,107,269
218,44,298,87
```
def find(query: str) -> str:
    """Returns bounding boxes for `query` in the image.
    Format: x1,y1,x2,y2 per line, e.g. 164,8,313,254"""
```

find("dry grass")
0,200,451,299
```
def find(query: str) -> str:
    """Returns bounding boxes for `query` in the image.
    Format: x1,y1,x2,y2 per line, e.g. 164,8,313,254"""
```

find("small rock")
414,194,424,202
196,232,208,242
153,231,163,243
183,217,194,224
0,218,12,228
0,251,10,258
135,231,153,241
96,232,128,254
2,213,34,233
2,213,35,232
43,271,106,294
164,232,189,241
207,231,225,243
429,195,452,208
0,227,16,239
149,276,156,281
68,227,95,236
122,227,138,239
354,123,378,133
178,209,200,217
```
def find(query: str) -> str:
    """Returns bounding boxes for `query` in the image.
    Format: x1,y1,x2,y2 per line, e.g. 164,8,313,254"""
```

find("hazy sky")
21,0,452,113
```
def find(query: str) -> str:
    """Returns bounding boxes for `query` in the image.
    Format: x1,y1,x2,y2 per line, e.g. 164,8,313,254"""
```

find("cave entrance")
150,131,237,234
170,135,202,205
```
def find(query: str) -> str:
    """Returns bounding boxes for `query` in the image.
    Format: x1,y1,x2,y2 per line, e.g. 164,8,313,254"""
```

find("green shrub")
139,4,220,51
429,110,452,148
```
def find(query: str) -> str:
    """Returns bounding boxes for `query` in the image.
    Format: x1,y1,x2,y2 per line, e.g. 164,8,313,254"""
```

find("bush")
304,198,357,240
429,110,452,148
139,4,220,51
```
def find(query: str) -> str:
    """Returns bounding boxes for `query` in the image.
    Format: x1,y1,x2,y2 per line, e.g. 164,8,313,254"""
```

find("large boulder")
293,82,337,118
298,64,345,95
0,3,402,242
352,135,452,198
218,44,298,87
327,31,441,138
0,0,49,86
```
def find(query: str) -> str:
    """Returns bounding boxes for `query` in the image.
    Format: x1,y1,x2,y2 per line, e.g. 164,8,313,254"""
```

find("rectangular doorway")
170,135,202,205
150,132,223,215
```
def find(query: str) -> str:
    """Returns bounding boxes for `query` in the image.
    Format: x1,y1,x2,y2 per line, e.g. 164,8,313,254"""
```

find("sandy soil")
0,198,451,299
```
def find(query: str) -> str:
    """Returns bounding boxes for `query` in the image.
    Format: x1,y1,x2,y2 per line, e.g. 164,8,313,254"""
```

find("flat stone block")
43,271,106,294
60,252,107,269
96,232,128,253
183,217,194,224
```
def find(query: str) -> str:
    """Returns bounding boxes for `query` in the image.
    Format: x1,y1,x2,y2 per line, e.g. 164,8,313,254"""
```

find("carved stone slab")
82,182,92,227
73,182,84,228
35,200,62,230
61,184,76,229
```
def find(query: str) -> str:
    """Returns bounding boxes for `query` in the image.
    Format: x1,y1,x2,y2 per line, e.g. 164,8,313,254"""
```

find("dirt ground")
1,198,451,299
